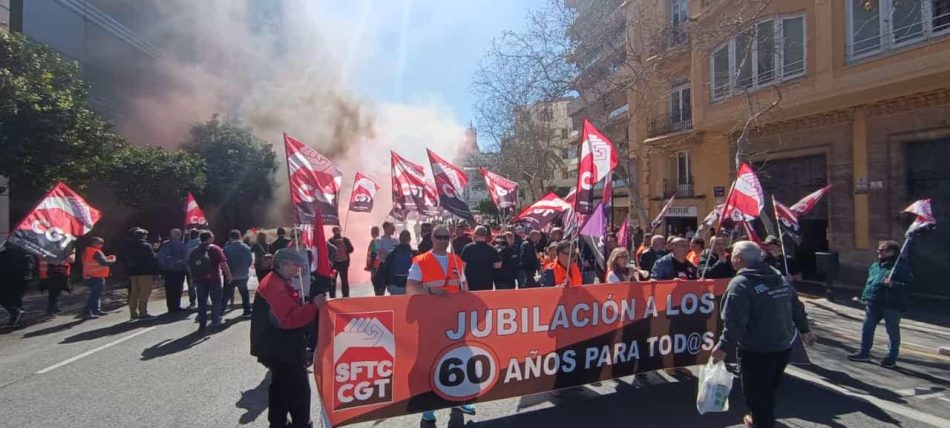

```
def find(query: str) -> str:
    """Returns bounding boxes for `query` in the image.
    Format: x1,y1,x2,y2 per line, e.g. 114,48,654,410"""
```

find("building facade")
619,0,950,292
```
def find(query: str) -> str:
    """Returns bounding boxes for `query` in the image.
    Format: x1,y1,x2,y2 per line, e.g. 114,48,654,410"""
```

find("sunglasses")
433,235,451,240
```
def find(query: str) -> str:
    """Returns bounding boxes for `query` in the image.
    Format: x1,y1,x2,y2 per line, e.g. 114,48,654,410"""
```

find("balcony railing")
647,114,692,138
649,25,689,56
663,179,694,198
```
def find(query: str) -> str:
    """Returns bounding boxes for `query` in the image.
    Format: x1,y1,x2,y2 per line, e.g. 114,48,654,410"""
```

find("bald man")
650,237,697,280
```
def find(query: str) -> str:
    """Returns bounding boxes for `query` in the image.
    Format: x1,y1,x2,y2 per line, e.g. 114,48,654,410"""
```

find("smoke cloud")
118,0,470,285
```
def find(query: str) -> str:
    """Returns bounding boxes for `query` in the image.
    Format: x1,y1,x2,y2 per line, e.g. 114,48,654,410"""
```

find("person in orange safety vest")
405,224,474,423
539,240,583,287
81,237,115,319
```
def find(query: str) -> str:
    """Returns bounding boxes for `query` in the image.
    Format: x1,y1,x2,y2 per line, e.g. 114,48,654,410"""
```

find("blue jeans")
860,302,901,359
83,278,105,315
222,277,251,312
196,278,223,327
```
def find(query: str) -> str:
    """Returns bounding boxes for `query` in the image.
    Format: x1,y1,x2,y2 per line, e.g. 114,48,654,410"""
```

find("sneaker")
92,311,108,316
241,311,252,319
83,313,100,320
457,404,476,415
881,357,898,368
197,324,207,333
421,411,436,422
9,312,23,327
139,314,156,321
210,321,224,328
186,303,197,310
847,352,870,362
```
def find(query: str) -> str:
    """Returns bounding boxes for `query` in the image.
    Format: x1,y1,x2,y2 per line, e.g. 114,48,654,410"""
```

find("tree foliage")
106,146,206,209
183,115,277,229
0,30,206,221
0,31,126,214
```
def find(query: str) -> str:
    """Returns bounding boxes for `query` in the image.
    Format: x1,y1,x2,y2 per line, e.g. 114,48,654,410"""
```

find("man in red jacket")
251,248,326,428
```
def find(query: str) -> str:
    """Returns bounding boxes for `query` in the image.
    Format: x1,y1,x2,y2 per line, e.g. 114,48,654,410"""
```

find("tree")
472,2,578,202
183,115,278,230
106,146,206,209
0,31,127,218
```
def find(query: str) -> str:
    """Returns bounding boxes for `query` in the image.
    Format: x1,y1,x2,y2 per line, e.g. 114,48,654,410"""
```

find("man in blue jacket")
158,228,189,313
848,240,911,368
223,230,254,317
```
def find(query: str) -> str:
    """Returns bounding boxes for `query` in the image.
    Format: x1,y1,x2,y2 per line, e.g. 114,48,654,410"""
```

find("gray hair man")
712,241,816,428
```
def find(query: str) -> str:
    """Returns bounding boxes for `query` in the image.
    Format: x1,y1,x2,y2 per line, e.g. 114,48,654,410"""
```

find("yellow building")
622,0,950,291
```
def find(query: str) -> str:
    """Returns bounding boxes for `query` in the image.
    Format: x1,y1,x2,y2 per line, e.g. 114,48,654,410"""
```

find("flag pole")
886,238,910,281
341,208,352,239
771,195,791,278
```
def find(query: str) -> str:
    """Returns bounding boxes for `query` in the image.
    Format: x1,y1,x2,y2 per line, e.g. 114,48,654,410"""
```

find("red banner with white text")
314,280,729,426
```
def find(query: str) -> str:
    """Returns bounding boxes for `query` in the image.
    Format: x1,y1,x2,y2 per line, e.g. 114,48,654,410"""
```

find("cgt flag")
284,133,343,225
789,184,832,217
348,173,380,213
722,162,764,222
184,192,208,228
575,119,618,215
427,149,475,222
313,280,729,426
391,151,427,213
8,182,101,262
422,181,441,216
513,193,572,230
902,198,936,236
650,196,676,232
480,167,519,210
773,197,802,244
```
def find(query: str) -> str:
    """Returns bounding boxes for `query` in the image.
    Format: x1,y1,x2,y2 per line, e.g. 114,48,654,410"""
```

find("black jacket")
417,234,433,254
269,236,290,254
124,239,161,276
496,243,520,281
699,251,736,279
250,295,311,367
638,248,668,273
717,262,810,354
519,240,540,271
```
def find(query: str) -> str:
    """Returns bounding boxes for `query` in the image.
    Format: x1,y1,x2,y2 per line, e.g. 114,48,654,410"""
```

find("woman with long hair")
606,247,636,283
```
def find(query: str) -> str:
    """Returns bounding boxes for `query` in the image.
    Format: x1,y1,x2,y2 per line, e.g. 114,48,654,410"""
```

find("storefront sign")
666,206,698,217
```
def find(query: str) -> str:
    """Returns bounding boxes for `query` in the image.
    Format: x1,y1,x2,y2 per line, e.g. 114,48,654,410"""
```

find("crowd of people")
0,217,915,428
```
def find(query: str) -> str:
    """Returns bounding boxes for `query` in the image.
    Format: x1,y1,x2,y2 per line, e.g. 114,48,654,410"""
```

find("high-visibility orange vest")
414,251,465,293
82,247,110,279
544,261,583,287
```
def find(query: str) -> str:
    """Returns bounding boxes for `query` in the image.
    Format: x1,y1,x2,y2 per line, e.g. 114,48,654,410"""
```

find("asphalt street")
1,279,948,428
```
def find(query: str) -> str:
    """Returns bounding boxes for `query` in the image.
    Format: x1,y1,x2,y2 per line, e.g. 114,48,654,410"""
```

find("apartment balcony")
647,114,692,138
648,25,689,56
663,179,694,198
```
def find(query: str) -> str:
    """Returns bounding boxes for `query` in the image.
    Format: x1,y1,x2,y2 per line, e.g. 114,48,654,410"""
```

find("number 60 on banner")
431,343,499,401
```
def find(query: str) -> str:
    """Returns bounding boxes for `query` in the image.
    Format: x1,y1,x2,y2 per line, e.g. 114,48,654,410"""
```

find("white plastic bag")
696,359,734,414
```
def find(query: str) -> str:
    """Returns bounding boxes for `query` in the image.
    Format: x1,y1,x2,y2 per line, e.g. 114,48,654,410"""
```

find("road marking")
787,366,950,428
35,327,157,374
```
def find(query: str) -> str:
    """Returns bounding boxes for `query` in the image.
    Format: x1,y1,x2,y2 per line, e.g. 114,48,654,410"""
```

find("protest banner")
314,279,729,426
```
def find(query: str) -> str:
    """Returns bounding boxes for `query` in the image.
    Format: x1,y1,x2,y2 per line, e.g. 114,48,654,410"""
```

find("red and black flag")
480,167,519,210
8,182,101,262
773,197,802,244
427,149,475,222
284,133,343,225
513,193,572,230
574,119,618,215
348,172,380,213
391,151,426,215
184,192,208,228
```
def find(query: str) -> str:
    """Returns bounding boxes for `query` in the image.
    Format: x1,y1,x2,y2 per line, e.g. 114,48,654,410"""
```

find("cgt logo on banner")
332,312,396,411
315,280,730,427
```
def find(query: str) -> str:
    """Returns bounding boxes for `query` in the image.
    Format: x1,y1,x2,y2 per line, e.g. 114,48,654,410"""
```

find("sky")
314,0,548,149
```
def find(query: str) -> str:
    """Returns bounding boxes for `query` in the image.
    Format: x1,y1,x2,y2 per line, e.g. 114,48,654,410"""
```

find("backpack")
188,244,215,280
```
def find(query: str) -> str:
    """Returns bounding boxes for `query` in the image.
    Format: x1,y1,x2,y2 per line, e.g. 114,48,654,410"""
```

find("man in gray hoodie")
712,241,816,428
